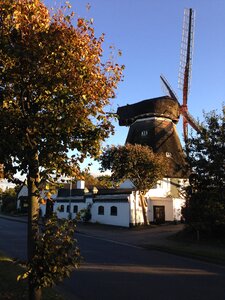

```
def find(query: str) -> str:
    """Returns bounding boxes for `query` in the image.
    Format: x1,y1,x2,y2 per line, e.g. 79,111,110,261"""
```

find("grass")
0,252,64,300
143,229,225,265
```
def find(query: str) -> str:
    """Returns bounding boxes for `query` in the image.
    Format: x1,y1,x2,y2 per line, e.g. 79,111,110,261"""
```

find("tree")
99,144,169,225
0,1,123,298
1,187,17,213
82,172,117,189
96,174,117,188
80,171,98,189
182,108,225,237
18,215,81,290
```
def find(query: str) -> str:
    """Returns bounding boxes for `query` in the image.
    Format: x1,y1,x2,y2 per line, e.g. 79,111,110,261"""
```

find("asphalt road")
0,218,225,300
0,217,27,260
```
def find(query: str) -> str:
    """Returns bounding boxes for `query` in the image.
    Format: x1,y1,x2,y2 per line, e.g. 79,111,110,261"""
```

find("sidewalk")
76,222,184,247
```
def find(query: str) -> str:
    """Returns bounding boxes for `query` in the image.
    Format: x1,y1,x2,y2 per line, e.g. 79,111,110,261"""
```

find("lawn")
0,252,64,300
143,229,225,265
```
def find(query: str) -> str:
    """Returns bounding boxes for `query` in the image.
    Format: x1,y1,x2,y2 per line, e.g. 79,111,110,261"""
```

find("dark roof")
57,189,85,197
117,96,180,126
93,198,129,203
56,199,85,203
96,188,134,195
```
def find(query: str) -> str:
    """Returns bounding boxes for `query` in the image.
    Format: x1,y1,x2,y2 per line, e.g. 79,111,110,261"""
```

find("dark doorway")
153,205,165,224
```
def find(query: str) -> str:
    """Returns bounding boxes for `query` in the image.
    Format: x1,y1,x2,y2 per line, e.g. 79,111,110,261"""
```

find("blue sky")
44,0,225,174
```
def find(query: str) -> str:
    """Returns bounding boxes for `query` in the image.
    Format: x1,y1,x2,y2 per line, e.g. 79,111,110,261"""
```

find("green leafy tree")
82,172,116,189
99,144,169,225
183,108,225,237
18,215,81,288
0,1,123,298
1,187,17,213
96,174,117,188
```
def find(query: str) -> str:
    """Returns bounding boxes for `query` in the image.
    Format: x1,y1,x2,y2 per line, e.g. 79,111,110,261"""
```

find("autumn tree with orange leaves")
0,1,123,299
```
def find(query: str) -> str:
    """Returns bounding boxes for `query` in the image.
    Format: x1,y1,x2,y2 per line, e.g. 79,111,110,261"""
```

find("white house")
52,178,187,227
17,178,187,227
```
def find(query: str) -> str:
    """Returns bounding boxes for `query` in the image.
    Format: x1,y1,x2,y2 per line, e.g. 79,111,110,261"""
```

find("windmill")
117,8,201,178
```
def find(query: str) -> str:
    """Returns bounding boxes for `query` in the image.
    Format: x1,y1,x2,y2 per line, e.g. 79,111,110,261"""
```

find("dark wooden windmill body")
117,8,201,179
117,96,188,178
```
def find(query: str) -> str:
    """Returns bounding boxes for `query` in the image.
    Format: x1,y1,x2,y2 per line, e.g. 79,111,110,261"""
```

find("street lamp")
68,180,72,220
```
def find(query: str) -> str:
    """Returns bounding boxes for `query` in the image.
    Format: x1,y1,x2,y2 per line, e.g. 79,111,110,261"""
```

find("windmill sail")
178,8,196,141
182,110,201,133
178,8,195,96
160,75,179,102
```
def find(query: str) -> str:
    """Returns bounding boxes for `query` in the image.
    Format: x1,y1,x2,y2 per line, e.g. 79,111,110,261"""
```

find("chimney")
76,180,85,189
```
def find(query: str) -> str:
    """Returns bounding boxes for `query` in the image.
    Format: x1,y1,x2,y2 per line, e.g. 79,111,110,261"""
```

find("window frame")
73,205,78,213
98,205,104,215
110,206,117,216
59,204,64,212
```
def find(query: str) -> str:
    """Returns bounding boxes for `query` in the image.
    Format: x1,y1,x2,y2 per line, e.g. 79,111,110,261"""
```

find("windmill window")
141,130,148,137
110,206,117,216
73,205,78,213
166,152,172,158
98,206,104,215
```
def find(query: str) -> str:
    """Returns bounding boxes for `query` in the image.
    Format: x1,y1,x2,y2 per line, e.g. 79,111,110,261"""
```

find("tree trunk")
27,150,42,300
140,192,148,226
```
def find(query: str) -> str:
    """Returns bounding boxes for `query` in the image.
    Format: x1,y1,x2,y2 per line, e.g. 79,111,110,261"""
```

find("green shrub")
18,214,81,289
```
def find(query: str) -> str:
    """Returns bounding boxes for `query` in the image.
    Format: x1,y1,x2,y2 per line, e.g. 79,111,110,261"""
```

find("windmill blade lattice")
160,75,179,103
178,8,195,95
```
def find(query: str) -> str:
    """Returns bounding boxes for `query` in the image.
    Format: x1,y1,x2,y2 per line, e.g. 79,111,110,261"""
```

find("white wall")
17,185,28,209
173,198,186,221
54,199,131,227
54,201,87,219
147,178,171,198
91,202,130,227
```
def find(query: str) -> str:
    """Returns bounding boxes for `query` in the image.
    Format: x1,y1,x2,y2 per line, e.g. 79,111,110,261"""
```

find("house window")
66,205,70,212
98,206,104,215
59,205,64,212
73,205,78,213
110,206,117,216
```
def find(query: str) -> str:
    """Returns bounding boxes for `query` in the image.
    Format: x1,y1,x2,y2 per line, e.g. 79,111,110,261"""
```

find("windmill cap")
117,96,180,126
